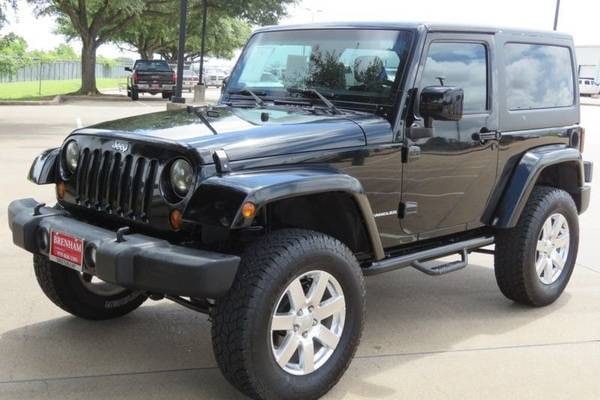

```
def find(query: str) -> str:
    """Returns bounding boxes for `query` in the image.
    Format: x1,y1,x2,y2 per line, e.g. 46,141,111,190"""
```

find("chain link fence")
0,59,129,83
0,58,131,98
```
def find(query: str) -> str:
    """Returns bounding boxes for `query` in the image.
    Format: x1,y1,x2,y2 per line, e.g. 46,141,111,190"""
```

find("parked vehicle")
579,77,600,96
9,22,592,400
182,70,200,92
203,69,227,87
125,59,176,100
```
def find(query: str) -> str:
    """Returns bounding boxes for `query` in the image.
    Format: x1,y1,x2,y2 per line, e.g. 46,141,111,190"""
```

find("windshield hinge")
213,149,231,174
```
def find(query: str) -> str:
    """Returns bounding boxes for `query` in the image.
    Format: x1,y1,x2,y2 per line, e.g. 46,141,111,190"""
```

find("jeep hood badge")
112,141,129,152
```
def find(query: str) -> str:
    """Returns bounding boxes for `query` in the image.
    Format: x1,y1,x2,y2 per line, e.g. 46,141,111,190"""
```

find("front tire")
495,186,579,306
33,255,147,320
211,229,365,400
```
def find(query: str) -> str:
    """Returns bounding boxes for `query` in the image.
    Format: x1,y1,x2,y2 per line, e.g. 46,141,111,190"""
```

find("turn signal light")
56,182,66,199
169,209,183,230
241,202,256,219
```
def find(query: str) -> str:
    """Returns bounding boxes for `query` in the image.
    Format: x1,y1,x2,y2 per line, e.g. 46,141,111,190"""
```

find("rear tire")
34,255,147,320
211,229,365,400
131,88,139,101
494,186,579,306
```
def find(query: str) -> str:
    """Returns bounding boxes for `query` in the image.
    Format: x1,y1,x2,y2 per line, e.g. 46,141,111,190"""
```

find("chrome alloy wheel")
270,270,346,376
536,213,570,285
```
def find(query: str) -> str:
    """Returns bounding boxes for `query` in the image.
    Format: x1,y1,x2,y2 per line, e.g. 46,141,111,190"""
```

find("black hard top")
254,21,572,40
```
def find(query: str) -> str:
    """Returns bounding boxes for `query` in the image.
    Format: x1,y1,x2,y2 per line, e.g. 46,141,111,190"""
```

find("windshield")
227,29,413,108
134,60,172,72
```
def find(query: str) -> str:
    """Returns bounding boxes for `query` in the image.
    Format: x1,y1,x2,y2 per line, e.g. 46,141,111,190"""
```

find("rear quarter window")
504,43,574,110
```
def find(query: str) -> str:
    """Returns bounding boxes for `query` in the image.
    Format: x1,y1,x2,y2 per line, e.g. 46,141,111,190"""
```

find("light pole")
172,0,188,104
194,0,208,102
553,0,560,31
199,0,208,85
304,8,323,22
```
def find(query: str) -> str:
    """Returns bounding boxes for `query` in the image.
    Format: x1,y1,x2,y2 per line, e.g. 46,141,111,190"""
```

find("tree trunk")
139,48,153,60
80,40,99,95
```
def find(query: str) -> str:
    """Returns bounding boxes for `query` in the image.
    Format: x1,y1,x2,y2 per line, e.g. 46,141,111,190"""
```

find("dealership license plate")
49,231,84,271
151,84,160,89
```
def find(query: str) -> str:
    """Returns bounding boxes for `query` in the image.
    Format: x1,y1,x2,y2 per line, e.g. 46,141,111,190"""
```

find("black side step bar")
364,236,494,276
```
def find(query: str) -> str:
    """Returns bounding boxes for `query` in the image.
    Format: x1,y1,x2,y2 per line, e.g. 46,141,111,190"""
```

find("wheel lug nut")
293,325,299,332
313,319,318,326
302,332,308,338
297,310,303,316
308,306,314,313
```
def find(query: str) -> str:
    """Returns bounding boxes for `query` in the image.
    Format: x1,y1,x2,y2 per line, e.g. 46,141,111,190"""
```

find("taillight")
172,72,176,83
132,71,139,82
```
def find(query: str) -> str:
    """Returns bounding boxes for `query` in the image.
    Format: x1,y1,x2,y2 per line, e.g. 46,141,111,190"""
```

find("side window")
420,42,488,113
504,43,574,110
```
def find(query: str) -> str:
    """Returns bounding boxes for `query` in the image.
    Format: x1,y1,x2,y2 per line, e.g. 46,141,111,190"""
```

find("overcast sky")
1,0,598,59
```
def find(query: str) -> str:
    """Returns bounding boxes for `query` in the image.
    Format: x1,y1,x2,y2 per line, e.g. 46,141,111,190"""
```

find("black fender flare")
185,168,385,260
491,145,584,228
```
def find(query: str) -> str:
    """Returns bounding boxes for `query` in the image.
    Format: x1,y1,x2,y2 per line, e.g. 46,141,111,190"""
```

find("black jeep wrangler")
125,59,176,101
8,23,593,400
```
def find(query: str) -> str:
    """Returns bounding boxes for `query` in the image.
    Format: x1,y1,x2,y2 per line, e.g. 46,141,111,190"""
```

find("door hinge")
402,145,421,163
398,202,418,218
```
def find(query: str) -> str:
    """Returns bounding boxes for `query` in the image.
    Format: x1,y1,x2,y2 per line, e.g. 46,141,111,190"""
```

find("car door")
400,33,499,239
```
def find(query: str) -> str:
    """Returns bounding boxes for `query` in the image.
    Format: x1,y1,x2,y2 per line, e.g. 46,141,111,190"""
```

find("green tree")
29,43,79,61
123,13,251,63
116,0,293,61
52,43,78,60
28,0,294,95
0,0,16,29
0,32,30,77
28,0,165,94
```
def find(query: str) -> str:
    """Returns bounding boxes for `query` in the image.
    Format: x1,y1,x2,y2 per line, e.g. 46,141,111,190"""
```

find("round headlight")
170,159,194,197
64,140,79,173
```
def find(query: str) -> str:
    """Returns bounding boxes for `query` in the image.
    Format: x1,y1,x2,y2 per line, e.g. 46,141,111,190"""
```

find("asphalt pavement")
0,99,598,400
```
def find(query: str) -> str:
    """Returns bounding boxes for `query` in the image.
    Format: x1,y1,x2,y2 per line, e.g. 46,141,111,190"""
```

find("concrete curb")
0,95,63,106
61,94,129,102
0,90,129,106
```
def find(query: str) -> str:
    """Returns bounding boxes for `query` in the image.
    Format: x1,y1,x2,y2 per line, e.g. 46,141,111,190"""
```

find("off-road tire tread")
495,186,577,306
33,255,146,320
211,229,365,400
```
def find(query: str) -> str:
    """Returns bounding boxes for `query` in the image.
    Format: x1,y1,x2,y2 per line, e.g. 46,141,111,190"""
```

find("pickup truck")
125,59,176,100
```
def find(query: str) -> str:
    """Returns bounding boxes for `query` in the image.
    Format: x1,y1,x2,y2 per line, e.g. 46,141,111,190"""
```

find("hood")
77,106,391,164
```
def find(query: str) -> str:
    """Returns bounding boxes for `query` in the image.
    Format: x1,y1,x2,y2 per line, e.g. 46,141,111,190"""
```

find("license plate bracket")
49,230,84,271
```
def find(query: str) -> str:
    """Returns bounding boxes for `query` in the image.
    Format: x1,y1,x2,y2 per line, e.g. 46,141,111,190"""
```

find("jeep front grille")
73,148,158,222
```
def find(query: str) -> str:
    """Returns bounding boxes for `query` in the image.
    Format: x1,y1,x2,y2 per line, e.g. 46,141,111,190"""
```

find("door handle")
472,128,501,143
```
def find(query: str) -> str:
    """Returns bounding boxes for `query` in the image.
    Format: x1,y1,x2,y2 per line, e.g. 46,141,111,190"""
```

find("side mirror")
124,67,132,72
419,86,464,122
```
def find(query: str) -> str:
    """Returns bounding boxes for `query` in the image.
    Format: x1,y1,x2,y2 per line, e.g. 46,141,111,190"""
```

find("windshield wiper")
227,88,265,107
288,88,342,115
187,106,218,135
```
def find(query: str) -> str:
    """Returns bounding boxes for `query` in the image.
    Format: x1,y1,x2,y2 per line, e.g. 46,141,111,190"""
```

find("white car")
182,70,200,92
204,70,228,87
579,78,600,96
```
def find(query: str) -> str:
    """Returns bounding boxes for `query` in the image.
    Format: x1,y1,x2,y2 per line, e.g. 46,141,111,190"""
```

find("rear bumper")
134,84,175,92
8,198,240,298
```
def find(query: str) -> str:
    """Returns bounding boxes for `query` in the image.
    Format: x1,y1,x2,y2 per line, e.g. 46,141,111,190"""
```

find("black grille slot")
74,147,157,222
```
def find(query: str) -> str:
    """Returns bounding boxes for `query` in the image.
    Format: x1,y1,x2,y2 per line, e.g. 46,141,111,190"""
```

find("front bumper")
8,198,240,298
